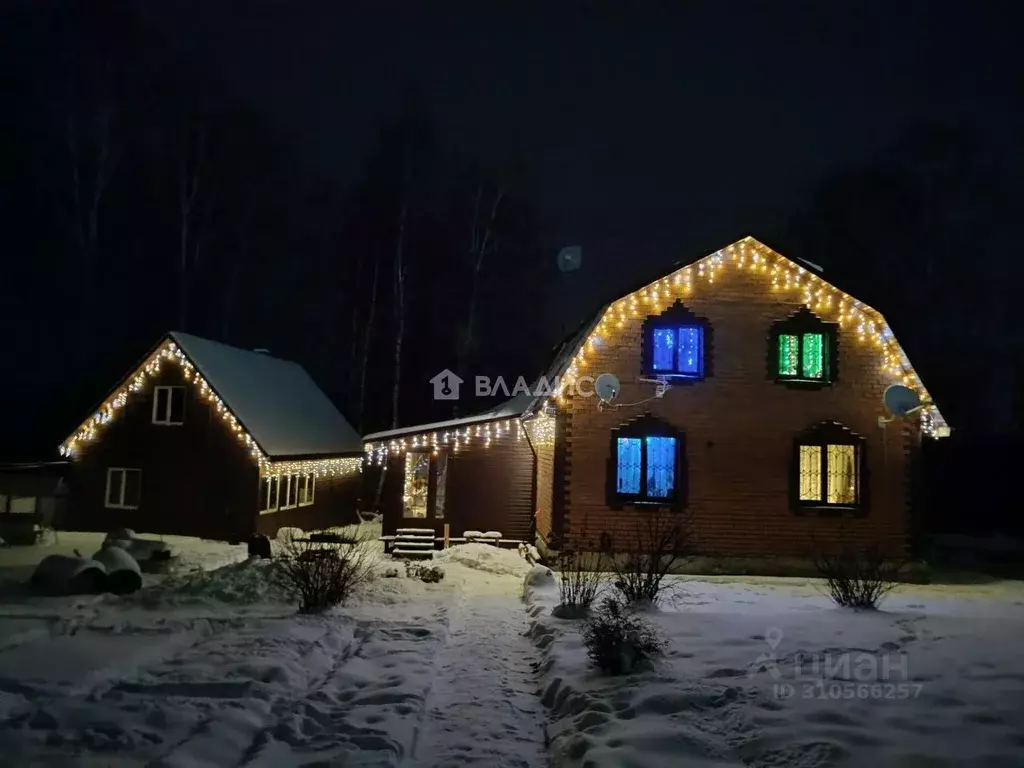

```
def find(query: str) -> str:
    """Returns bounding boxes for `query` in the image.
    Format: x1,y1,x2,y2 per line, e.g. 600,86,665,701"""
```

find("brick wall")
563,267,918,557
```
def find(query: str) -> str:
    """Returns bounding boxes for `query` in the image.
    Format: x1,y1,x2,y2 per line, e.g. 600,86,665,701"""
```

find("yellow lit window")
798,445,822,501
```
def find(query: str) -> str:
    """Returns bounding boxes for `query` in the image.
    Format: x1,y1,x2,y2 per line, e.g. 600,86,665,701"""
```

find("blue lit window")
650,325,704,377
612,423,681,505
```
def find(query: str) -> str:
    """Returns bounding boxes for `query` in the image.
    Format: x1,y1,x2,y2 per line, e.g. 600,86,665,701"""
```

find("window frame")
606,414,686,510
259,475,281,515
640,301,713,382
768,307,838,388
402,450,433,519
152,385,186,425
791,421,867,517
105,467,142,510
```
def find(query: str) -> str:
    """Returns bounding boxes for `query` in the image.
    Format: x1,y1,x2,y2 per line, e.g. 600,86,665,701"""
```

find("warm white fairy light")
552,237,949,438
59,339,364,478
363,418,532,465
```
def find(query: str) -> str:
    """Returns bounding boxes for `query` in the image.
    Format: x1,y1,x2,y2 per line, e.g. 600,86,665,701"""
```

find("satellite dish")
595,372,620,403
883,384,922,417
557,245,582,272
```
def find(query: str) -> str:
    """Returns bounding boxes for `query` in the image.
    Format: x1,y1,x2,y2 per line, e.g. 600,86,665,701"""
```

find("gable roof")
529,236,949,438
60,332,362,462
169,332,362,457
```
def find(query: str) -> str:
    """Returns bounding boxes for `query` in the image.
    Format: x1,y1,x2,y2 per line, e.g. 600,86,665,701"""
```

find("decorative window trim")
791,421,867,517
640,301,713,382
768,306,838,389
152,385,186,425
606,413,686,510
105,467,142,510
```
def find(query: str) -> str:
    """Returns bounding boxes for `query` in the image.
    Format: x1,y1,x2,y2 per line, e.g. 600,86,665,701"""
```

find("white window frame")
297,474,315,507
152,386,186,425
280,474,296,510
105,468,141,510
259,475,281,515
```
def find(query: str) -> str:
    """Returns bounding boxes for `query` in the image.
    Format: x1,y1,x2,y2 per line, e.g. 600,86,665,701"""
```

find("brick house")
365,237,949,557
60,332,363,541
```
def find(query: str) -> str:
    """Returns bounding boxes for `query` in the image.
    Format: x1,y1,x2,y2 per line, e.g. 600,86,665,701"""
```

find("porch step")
392,548,435,559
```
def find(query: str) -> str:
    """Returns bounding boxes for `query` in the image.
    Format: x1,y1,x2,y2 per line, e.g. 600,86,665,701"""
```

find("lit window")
652,326,704,377
152,386,186,425
259,476,280,514
8,496,37,514
771,308,835,385
434,454,448,519
642,303,711,381
794,423,863,511
105,468,141,510
610,416,684,506
403,453,430,518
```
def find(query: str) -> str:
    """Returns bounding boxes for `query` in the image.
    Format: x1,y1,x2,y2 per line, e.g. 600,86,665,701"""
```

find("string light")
59,339,363,479
550,237,949,439
364,418,530,465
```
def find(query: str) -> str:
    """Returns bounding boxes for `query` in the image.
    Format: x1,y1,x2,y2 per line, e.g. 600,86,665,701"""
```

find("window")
105,468,141,510
770,307,837,386
403,452,430,518
641,301,712,381
296,474,315,507
434,453,448,519
793,422,865,513
607,415,685,507
152,386,186,425
8,496,37,514
259,476,280,514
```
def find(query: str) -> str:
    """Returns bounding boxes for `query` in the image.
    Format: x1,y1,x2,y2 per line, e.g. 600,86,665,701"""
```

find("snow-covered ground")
2,530,1024,767
0,531,545,767
525,572,1024,768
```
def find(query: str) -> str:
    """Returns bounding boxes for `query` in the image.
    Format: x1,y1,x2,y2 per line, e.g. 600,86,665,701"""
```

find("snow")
2,531,1024,767
524,574,1024,767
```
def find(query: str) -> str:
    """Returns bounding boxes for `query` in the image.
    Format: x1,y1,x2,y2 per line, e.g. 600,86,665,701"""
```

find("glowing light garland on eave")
58,340,362,478
364,417,530,465
549,237,950,439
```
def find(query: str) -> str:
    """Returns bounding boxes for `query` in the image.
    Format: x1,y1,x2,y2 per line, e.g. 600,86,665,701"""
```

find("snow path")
407,576,548,768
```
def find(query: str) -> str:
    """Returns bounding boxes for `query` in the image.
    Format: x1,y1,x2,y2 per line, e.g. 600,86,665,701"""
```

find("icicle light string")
549,237,948,438
59,340,362,478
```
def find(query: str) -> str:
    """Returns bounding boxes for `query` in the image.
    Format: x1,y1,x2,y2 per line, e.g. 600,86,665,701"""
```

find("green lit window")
772,309,834,384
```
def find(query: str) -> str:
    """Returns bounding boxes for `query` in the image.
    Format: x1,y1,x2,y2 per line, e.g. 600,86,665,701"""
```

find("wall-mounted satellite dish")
883,384,923,417
557,245,582,272
595,372,620,403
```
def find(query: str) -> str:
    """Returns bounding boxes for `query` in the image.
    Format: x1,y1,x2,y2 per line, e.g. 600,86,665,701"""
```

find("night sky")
142,0,1020,302
1,0,1021,480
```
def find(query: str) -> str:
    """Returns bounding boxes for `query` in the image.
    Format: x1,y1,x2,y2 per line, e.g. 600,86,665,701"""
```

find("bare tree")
63,94,120,361
456,182,504,379
176,120,209,330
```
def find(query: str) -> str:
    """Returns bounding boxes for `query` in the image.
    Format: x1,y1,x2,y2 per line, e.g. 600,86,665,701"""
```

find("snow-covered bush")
405,562,444,583
813,539,903,609
382,567,400,578
273,529,378,613
552,537,604,619
604,510,690,606
581,596,665,675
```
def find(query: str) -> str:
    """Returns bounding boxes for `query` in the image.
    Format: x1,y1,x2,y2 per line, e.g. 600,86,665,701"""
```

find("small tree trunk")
356,258,379,434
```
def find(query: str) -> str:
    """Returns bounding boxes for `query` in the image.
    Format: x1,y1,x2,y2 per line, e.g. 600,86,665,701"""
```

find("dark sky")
141,0,1020,304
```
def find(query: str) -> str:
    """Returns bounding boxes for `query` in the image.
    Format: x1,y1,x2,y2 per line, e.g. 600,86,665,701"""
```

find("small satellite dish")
595,372,620,403
557,245,582,272
883,384,922,417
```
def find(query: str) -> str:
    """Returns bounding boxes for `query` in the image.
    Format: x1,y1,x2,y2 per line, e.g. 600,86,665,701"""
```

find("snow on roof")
169,332,362,457
363,394,531,443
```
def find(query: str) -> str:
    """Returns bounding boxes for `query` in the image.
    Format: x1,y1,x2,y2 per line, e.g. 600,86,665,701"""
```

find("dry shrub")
812,537,905,609
582,596,666,675
274,529,378,613
603,510,690,606
552,531,605,619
